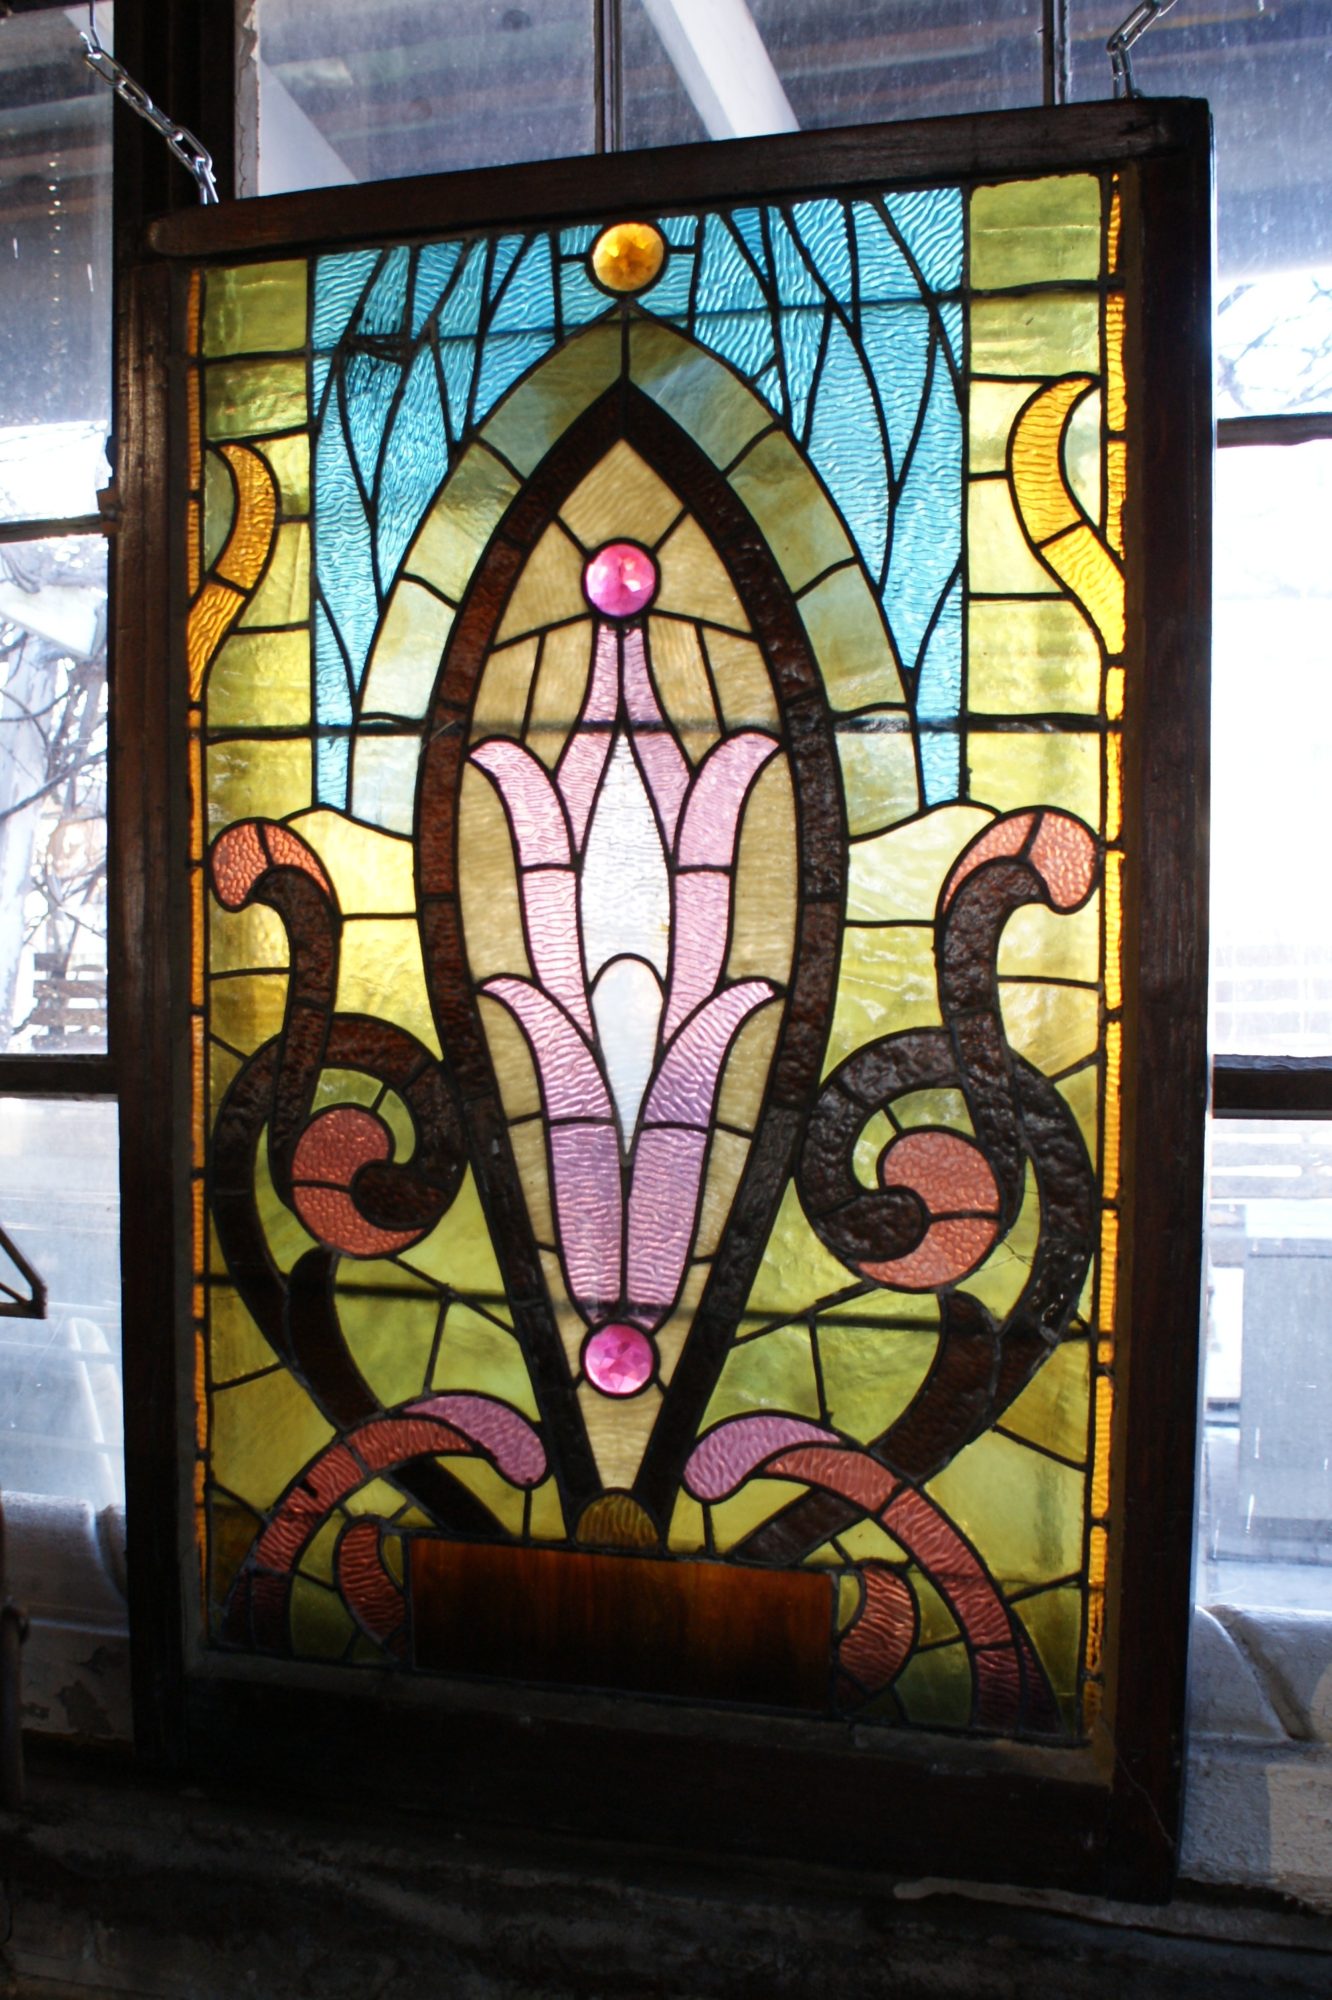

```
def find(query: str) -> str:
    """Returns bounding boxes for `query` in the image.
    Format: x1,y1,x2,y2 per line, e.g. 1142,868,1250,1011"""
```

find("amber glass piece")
1107,181,1123,275
1106,439,1127,559
1106,731,1123,841
591,220,666,294
1106,293,1127,433
1038,524,1125,656
1009,377,1093,543
1091,1369,1113,1519
1097,1210,1119,1335
1104,848,1124,1009
186,498,201,599
188,582,244,700
1105,663,1125,721
214,445,278,592
187,365,201,490
1103,1020,1122,1200
970,175,1101,289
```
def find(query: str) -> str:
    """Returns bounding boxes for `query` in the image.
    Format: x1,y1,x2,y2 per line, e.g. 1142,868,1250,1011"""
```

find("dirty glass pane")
0,4,113,518
1071,1,1332,416
0,536,108,1055
623,0,1044,150
1210,443,1332,1056
245,0,596,195
0,1098,121,1507
1200,1119,1332,1611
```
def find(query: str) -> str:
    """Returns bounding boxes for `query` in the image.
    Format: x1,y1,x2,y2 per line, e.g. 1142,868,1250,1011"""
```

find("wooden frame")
116,98,1211,1899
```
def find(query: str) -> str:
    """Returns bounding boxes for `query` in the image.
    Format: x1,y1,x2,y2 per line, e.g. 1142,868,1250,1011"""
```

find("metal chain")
79,9,218,204
1106,0,1179,99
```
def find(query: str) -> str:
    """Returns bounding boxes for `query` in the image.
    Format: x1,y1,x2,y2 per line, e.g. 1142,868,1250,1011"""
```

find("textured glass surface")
0,1099,121,1506
1072,0,1332,417
1211,443,1332,1055
0,5,113,518
185,170,1134,1741
0,537,107,1053
1200,1120,1332,1611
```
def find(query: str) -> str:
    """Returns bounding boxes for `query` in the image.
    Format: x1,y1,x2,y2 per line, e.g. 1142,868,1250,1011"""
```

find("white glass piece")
580,734,671,983
592,955,665,1149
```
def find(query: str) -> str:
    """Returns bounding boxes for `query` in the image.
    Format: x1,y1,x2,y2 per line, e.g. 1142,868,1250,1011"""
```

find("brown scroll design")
741,808,1100,1574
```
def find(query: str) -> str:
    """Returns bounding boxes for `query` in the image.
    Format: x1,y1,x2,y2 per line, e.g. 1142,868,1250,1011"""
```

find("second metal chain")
80,10,218,204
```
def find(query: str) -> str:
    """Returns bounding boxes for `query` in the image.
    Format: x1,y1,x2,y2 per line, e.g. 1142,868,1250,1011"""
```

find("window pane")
624,0,1045,150
0,534,108,1054
0,1098,121,1507
245,0,596,194
1200,1118,1332,1611
0,4,113,517
1071,1,1332,417
1210,443,1332,1055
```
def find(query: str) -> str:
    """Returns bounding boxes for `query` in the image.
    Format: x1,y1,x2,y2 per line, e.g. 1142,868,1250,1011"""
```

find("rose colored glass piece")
767,1445,899,1515
583,541,659,620
549,1120,623,1321
662,870,731,1041
210,820,268,909
471,740,571,865
584,1322,655,1397
860,1214,1000,1293
1029,807,1098,910
878,1129,1001,1217
683,1414,839,1502
521,867,593,1038
643,979,775,1128
621,625,688,843
626,1124,707,1320
556,623,619,850
677,732,781,867
838,1565,917,1694
483,978,611,1119
292,1103,389,1184
407,1393,548,1486
940,810,1036,910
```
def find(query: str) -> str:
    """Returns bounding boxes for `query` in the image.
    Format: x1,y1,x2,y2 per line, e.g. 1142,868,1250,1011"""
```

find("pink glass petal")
556,623,620,850
583,541,659,620
482,978,610,1119
520,866,593,1038
625,1124,707,1323
683,1414,840,1502
549,1121,623,1322
406,1392,548,1487
644,980,775,1129
621,626,688,845
583,1322,655,1397
471,739,571,866
662,869,731,1042
677,732,781,868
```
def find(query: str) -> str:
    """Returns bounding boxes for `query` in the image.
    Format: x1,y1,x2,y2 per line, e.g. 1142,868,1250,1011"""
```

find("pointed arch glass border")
126,102,1211,1897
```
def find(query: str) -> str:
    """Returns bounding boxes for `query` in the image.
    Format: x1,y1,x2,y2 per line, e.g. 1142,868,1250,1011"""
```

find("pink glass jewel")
583,1322,656,1397
583,542,659,620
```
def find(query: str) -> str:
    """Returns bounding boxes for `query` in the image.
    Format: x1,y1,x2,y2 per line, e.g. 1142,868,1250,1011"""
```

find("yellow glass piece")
577,1380,661,1489
503,1119,553,1252
560,440,683,550
1106,732,1123,841
968,378,1042,475
210,1367,334,1512
253,1133,318,1279
817,1320,939,1444
205,358,307,440
1103,1020,1122,1200
700,627,778,730
1010,377,1093,544
190,863,204,1006
708,1476,809,1554
472,635,540,739
795,563,906,711
341,1476,409,1521
187,362,201,486
999,980,1099,1078
1097,1210,1119,1336
431,1302,539,1420
846,804,992,923
482,325,621,476
823,924,940,1076
969,175,1102,288
745,1180,867,1322
968,730,1100,824
257,432,311,516
998,894,1100,983
349,735,422,837
653,1267,708,1383
528,1478,566,1541
458,765,531,981
829,1518,907,1566
209,970,287,1056
630,320,771,471
1057,1061,1099,1169
495,522,587,642
1091,1369,1113,1519
203,259,307,357
1000,1337,1090,1464
655,518,750,631
208,1040,241,1123
1106,439,1127,558
703,1324,820,1427
1017,1585,1082,1730
909,1568,959,1647
209,1284,278,1385
1063,386,1103,528
967,480,1060,595
1107,664,1125,724
289,1575,355,1660
1039,524,1125,656
188,581,245,701
667,1489,707,1554
187,499,201,598
397,1167,507,1304
894,1639,973,1730
1089,1523,1109,1591
203,448,235,570
728,758,796,983
339,1290,439,1409
287,810,416,914
207,736,311,835
695,1130,751,1257
480,996,544,1122
1108,182,1123,274
191,1016,206,1167
207,629,310,730
337,917,440,1056
969,293,1100,377
577,1494,660,1549
298,1512,341,1585
928,1427,1084,1590
408,444,520,603
1106,292,1127,432
716,1006,781,1134
592,220,666,293
971,598,1102,712
212,442,278,588
1104,848,1123,1009
836,719,919,835
965,1161,1039,1322
644,617,719,765
728,430,854,593
239,522,309,631
892,1087,973,1133
527,619,594,767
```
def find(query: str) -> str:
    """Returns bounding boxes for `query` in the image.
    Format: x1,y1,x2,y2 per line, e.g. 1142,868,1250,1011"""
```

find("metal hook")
1107,0,1179,99
79,7,219,204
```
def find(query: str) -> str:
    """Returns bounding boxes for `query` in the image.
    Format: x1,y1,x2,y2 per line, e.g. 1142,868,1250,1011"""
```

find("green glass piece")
339,1291,440,1409
968,599,1102,715
836,720,919,836
430,1301,539,1420
289,1574,355,1660
702,1323,821,1428
969,294,1101,377
396,1168,509,1309
205,358,307,440
210,1283,278,1385
1013,1584,1084,1732
210,1366,333,1513
206,736,312,832
483,325,622,475
256,432,311,515
797,565,906,711
744,1180,865,1322
1000,1336,1091,1465
928,1428,1084,1592
847,805,992,923
969,176,1102,289
408,444,520,603
207,629,311,729
823,923,939,1077
629,319,770,469
203,260,308,358
728,430,854,592
894,1638,973,1729
967,730,1101,825
817,1319,939,1444
239,523,310,631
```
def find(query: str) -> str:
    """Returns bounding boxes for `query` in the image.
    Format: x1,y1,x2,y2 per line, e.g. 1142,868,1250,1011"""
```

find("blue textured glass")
753,363,783,416
314,605,354,730
635,249,694,320
438,247,487,344
696,215,768,322
916,575,964,725
313,250,379,351
789,199,852,303
315,729,351,811
474,331,556,423
438,334,477,442
491,239,556,335
486,235,525,302
660,214,697,248
884,345,962,680
342,349,405,494
690,308,773,382
885,188,965,296
310,352,333,418
559,257,612,328
860,302,932,486
770,210,825,309
807,320,887,583
315,395,378,696
376,347,449,591
559,224,598,256
780,302,825,442
919,726,961,808
412,240,463,337
357,247,410,337
731,207,769,278
852,204,918,305
939,300,964,377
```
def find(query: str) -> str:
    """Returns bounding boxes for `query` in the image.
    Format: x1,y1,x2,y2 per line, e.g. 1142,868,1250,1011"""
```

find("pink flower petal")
662,870,731,1042
520,867,593,1039
684,1415,840,1502
622,625,689,846
677,732,780,867
556,623,619,850
471,739,571,867
482,978,610,1120
406,1392,547,1487
549,1122,623,1322
644,981,775,1129
625,1125,708,1323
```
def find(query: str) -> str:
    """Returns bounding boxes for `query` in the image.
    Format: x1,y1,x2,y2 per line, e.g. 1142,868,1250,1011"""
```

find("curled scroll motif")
187,444,278,699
